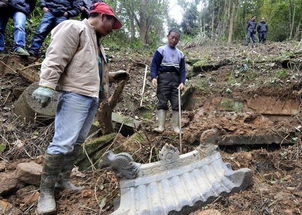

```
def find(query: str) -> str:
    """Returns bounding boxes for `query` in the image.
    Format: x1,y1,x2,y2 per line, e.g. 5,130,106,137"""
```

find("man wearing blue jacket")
246,16,257,45
0,0,36,55
150,29,186,134
79,0,103,19
28,0,80,57
257,17,268,44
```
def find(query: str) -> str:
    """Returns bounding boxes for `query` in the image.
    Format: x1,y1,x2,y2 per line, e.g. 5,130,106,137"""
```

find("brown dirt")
0,42,301,215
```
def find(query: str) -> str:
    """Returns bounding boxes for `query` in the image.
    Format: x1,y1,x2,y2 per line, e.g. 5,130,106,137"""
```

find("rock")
0,200,22,215
200,128,221,144
116,132,148,163
13,82,59,123
112,112,142,136
16,162,42,186
76,133,116,170
16,186,39,207
196,209,221,215
0,161,6,172
181,85,196,110
0,173,19,196
216,134,286,146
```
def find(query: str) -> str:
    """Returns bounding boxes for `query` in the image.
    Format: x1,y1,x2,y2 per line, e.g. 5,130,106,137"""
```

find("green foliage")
183,0,302,42
220,99,244,112
0,144,6,153
194,78,210,93
181,3,199,35
276,69,289,79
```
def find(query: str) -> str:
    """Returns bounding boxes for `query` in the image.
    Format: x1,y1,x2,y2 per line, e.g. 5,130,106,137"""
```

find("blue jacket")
246,20,257,33
40,0,80,17
79,0,102,18
80,0,102,10
9,0,36,15
257,21,268,33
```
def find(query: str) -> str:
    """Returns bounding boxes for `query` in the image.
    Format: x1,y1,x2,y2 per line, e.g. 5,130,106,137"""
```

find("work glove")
32,87,55,107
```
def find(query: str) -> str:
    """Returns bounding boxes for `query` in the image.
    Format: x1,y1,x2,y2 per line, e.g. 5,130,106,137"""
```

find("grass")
193,56,211,67
220,99,244,112
0,144,6,153
276,69,289,79
194,78,210,93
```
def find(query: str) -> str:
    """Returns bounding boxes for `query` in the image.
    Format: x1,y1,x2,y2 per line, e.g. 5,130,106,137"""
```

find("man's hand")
43,7,49,12
32,87,55,107
64,12,68,17
178,83,185,91
152,78,157,88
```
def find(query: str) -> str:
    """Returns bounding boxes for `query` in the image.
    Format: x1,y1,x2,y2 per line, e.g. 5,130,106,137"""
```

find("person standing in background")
28,0,81,57
0,0,36,55
79,0,103,20
257,17,268,44
245,16,257,45
151,29,186,134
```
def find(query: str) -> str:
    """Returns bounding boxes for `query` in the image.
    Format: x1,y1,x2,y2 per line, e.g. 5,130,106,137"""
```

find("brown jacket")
39,19,109,98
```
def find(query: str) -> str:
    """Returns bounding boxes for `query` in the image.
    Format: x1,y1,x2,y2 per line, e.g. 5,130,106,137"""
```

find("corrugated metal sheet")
111,144,252,215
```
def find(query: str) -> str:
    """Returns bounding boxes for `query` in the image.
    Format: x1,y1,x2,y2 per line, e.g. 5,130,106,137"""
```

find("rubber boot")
36,153,64,215
153,109,167,133
172,111,181,134
55,145,83,191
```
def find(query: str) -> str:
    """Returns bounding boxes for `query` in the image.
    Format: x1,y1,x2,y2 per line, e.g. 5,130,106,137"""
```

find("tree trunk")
228,2,236,43
139,0,149,44
289,0,296,39
211,8,215,38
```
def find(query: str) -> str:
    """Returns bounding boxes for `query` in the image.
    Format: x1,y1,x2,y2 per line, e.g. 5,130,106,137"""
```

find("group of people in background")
0,0,103,56
246,16,269,45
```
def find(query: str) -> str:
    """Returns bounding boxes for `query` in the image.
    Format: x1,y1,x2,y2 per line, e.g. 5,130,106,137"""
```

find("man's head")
167,29,181,48
88,2,122,36
251,16,256,21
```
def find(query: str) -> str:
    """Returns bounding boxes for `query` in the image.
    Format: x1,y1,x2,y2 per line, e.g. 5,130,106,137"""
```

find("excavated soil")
0,42,301,215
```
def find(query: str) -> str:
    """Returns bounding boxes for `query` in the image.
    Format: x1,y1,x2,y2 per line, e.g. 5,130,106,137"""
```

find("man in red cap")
31,2,122,214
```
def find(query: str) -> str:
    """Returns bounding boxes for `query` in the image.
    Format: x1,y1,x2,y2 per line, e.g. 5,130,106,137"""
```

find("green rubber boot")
36,153,64,215
55,145,83,191
172,111,181,134
153,109,167,133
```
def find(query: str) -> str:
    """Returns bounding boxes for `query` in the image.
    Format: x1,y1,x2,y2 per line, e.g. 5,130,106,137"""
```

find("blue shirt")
150,45,186,83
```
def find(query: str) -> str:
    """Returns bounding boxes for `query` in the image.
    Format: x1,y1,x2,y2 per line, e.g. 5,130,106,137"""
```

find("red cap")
89,2,122,29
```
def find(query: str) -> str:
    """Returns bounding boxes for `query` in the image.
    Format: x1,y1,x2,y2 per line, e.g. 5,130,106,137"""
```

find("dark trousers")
157,72,180,111
29,12,67,54
258,32,267,43
246,31,256,44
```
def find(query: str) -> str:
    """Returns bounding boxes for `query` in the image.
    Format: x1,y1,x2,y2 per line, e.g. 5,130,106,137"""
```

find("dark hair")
168,28,181,37
89,12,99,18
89,12,115,21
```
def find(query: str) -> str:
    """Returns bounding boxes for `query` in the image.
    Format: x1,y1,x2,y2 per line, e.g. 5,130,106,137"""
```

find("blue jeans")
47,92,99,155
0,11,27,51
29,12,67,54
